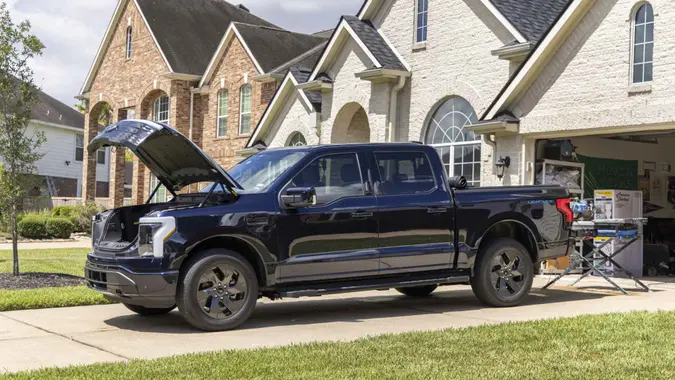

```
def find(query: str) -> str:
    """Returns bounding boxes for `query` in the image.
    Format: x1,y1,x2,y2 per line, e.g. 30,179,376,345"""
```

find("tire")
123,303,176,316
395,285,438,297
471,238,534,307
177,249,259,331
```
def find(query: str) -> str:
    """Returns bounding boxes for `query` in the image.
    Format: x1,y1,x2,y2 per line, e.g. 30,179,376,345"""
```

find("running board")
278,273,470,298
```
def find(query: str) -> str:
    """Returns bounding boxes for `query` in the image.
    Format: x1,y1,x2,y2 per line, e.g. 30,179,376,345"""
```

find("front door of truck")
276,151,379,283
370,150,456,274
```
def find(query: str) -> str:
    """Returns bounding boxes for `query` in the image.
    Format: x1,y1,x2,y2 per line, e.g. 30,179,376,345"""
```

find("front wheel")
177,249,259,331
123,303,176,316
395,285,438,297
471,238,534,307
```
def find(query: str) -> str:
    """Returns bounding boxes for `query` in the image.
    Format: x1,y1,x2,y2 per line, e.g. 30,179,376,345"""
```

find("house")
78,0,327,206
7,87,112,198
251,0,675,196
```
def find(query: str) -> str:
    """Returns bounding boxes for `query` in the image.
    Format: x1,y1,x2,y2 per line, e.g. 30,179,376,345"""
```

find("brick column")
131,157,146,205
81,112,98,203
170,80,192,136
109,110,127,208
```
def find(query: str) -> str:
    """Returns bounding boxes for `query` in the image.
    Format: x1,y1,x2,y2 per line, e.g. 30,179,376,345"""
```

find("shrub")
46,218,74,239
71,203,105,233
52,206,77,218
17,216,49,239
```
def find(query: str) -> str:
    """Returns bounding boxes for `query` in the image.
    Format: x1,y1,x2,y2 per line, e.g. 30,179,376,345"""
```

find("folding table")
542,218,650,295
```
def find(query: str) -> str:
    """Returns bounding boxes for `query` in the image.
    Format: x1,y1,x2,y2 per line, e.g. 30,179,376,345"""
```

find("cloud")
7,0,364,107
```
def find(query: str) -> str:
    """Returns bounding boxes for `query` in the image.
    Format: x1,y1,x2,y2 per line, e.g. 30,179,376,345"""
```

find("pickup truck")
85,120,574,331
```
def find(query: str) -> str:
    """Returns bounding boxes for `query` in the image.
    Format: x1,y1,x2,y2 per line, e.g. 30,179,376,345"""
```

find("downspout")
387,75,407,142
483,133,497,180
188,88,195,141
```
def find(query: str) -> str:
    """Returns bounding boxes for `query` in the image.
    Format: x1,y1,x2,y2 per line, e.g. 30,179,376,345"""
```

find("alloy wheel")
489,250,525,296
196,264,248,320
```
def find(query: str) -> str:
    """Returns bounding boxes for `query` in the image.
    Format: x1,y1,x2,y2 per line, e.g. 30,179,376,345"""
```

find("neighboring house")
78,0,327,206
250,0,675,190
10,87,112,198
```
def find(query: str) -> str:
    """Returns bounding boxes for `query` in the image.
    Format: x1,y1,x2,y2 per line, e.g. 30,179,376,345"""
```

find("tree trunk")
11,203,19,276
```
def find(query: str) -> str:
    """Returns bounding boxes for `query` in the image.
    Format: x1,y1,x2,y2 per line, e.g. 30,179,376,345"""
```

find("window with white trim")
424,97,481,187
217,89,228,137
287,132,307,146
75,133,84,162
415,0,428,43
239,84,252,135
632,3,654,84
125,26,133,59
97,150,106,165
153,95,169,124
149,174,167,203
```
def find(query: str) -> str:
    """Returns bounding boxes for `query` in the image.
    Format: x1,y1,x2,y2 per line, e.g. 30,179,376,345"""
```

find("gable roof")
80,0,277,94
33,88,84,130
489,0,572,42
234,23,327,73
136,0,277,76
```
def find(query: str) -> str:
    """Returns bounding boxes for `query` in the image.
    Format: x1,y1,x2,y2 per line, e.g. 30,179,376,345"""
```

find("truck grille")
85,269,108,291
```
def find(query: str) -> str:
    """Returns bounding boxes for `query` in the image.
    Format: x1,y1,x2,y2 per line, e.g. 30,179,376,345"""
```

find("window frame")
125,26,133,59
630,2,654,84
239,84,252,135
153,95,170,124
374,150,438,197
217,89,229,138
287,132,307,147
280,152,366,208
414,0,429,44
75,133,84,162
96,149,106,165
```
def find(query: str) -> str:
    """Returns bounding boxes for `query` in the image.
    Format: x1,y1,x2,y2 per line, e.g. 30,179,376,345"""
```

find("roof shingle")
489,0,572,42
32,89,84,129
343,16,406,71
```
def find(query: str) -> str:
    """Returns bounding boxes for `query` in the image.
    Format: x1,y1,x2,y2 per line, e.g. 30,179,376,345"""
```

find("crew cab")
84,120,574,331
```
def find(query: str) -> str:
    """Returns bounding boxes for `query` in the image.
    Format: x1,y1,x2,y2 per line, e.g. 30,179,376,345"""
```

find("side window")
289,153,364,205
376,151,436,195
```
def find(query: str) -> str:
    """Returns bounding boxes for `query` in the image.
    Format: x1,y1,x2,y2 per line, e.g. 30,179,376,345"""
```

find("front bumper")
84,255,178,308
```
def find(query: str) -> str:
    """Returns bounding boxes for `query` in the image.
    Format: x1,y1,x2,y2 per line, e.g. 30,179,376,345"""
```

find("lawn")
4,311,675,379
0,248,113,311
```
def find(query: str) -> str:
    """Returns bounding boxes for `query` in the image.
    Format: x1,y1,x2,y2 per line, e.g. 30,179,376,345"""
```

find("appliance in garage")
593,190,644,277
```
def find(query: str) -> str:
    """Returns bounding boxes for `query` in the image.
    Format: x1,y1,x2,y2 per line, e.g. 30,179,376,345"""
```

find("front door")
276,152,379,283
372,150,456,275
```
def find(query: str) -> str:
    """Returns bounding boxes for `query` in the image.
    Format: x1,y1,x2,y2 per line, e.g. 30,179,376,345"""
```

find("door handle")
351,211,373,219
427,207,448,214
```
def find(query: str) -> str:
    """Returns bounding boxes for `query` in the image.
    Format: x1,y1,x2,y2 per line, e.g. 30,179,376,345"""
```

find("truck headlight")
138,216,176,257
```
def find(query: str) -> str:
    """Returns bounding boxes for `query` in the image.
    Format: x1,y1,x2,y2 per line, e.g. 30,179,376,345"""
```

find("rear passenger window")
289,153,364,205
376,152,436,195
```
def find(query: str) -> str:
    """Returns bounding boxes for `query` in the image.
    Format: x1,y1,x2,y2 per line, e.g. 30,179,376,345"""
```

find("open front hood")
88,120,242,192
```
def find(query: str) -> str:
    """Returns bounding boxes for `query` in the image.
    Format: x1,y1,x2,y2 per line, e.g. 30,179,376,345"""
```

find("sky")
6,0,363,108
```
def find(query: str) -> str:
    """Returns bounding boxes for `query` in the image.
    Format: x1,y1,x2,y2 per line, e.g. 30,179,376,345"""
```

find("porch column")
81,112,98,203
131,157,146,205
109,109,127,208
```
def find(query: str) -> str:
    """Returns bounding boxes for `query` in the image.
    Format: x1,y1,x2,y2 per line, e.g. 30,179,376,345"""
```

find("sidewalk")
2,276,675,374
0,239,92,250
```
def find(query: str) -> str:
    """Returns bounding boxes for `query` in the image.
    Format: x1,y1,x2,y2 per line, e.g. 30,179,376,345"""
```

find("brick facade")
82,0,277,204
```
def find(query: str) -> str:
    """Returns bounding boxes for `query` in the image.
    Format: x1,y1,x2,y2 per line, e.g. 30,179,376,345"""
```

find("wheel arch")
474,219,539,264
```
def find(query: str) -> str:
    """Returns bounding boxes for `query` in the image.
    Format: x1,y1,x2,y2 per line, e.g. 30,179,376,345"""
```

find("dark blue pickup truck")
85,120,574,331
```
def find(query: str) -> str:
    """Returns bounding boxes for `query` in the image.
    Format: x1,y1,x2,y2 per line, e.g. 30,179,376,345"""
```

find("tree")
74,99,112,126
0,1,46,276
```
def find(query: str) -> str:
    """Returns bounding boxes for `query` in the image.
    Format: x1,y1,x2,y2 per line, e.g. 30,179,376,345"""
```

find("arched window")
287,132,307,146
153,95,169,124
425,96,480,187
632,3,654,84
125,26,133,59
239,84,252,135
217,89,228,137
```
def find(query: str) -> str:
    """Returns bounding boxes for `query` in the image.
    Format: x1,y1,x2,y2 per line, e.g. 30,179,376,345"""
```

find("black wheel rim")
490,250,525,296
197,264,247,320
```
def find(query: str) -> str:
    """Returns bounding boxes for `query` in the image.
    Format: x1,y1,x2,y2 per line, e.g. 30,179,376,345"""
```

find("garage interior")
535,130,675,278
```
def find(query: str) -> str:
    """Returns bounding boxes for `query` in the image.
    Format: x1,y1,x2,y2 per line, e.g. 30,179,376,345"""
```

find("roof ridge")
268,41,329,75
235,22,328,40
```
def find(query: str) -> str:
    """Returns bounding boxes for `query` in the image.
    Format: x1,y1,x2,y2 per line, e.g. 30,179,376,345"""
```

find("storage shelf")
538,159,585,197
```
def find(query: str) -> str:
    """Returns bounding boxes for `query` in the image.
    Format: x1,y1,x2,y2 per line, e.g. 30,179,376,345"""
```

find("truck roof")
264,142,427,153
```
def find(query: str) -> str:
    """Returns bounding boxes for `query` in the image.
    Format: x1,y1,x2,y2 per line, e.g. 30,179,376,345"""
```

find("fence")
22,197,133,212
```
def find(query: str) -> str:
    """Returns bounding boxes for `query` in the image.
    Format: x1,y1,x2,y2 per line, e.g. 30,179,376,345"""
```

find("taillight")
556,198,574,223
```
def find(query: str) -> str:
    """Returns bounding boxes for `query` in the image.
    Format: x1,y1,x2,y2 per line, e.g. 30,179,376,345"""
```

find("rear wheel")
123,303,175,316
395,285,438,297
177,249,258,331
471,238,533,307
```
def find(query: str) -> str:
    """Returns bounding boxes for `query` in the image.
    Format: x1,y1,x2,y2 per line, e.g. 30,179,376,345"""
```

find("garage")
533,130,675,278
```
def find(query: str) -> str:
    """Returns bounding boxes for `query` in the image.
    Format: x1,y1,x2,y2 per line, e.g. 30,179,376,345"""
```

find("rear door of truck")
368,146,456,274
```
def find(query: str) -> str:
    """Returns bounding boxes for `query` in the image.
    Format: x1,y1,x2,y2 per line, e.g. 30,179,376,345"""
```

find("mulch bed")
0,273,86,290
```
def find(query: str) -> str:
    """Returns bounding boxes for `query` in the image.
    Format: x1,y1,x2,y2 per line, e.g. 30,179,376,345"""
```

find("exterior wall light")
496,156,511,180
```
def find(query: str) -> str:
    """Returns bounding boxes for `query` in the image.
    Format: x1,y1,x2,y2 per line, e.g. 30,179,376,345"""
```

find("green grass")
0,286,113,312
0,248,90,277
4,311,675,379
0,248,113,311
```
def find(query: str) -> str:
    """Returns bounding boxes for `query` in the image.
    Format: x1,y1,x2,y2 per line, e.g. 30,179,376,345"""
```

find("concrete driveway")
2,276,675,374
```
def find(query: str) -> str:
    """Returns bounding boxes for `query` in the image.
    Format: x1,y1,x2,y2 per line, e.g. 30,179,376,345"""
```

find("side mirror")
281,187,317,209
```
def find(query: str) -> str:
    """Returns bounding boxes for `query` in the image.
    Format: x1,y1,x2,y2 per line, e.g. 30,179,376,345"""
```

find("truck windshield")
201,150,307,194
